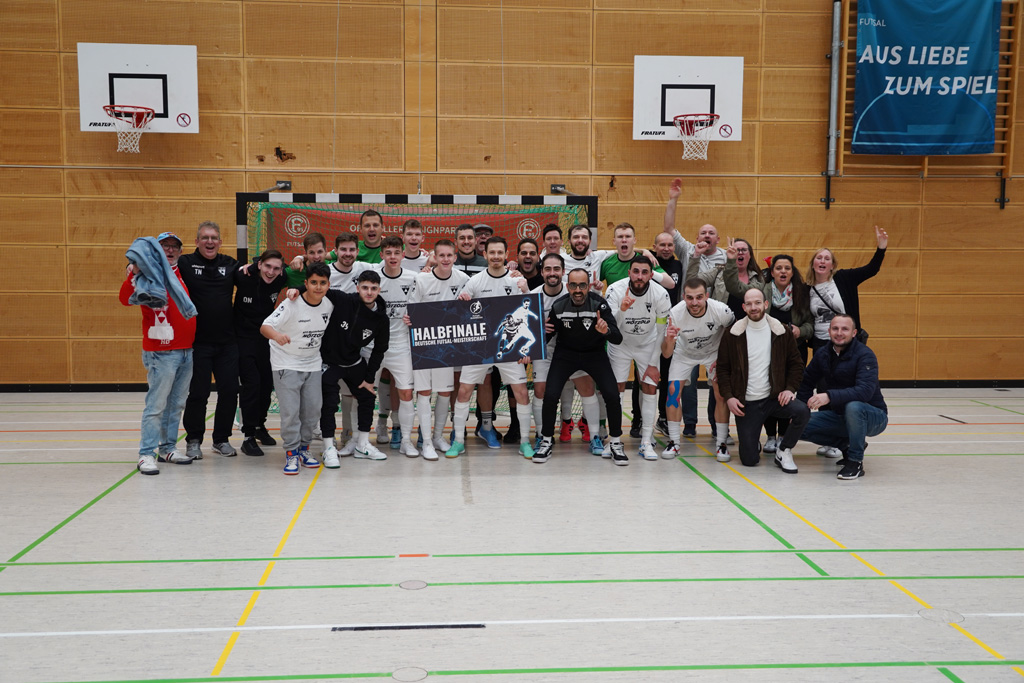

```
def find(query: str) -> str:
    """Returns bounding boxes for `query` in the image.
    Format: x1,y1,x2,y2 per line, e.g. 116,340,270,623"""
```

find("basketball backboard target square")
633,56,743,142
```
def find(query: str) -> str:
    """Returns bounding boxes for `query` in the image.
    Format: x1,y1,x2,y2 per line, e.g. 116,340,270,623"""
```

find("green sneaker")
519,442,535,460
445,441,465,458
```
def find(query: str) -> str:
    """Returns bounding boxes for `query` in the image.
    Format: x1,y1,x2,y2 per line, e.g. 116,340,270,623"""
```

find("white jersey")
562,249,612,284
605,279,672,364
373,265,418,349
409,268,470,304
263,295,334,372
459,268,525,300
667,298,735,366
670,230,727,274
531,282,567,356
328,261,371,293
401,251,428,272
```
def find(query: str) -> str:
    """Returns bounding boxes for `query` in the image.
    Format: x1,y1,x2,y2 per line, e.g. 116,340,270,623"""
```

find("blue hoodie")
125,237,197,319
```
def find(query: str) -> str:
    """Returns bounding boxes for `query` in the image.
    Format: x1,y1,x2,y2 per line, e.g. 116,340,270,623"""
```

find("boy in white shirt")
261,263,334,475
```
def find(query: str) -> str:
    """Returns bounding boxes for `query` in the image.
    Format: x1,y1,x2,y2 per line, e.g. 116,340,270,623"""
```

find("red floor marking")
398,554,430,558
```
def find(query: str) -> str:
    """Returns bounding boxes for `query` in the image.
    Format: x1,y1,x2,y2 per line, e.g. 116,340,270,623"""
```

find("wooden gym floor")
1,389,1023,682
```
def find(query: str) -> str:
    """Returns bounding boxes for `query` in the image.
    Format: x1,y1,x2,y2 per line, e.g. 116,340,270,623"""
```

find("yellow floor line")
210,469,323,676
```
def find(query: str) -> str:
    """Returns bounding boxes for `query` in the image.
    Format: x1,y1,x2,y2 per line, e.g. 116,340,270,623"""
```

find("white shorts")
413,367,455,393
608,345,659,386
532,359,587,384
459,361,527,387
668,356,717,384
380,346,414,390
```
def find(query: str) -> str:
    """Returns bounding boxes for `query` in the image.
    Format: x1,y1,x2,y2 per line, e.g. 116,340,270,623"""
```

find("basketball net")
103,105,155,154
673,114,720,161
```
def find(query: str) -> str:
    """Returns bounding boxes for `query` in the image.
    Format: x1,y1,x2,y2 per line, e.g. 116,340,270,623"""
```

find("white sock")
481,413,493,430
716,422,729,446
417,395,433,443
580,394,600,438
668,421,680,444
516,403,533,443
560,383,574,421
640,392,657,442
399,400,415,442
610,435,621,444
434,394,450,438
323,437,334,449
533,396,544,438
378,382,391,420
453,400,470,442
356,431,370,447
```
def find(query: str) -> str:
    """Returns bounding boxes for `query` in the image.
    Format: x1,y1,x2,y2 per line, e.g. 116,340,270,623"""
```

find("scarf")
771,281,793,310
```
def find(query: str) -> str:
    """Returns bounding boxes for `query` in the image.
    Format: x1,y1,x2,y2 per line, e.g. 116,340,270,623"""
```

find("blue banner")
852,0,1001,155
407,294,547,370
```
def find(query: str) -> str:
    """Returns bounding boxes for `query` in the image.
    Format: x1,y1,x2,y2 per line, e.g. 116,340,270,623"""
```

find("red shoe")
559,419,574,442
578,417,591,442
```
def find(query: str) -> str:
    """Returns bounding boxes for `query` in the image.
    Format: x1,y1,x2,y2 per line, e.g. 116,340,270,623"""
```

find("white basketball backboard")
78,43,199,134
633,56,743,141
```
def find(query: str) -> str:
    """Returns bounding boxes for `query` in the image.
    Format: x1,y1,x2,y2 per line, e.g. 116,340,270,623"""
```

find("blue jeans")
800,401,888,463
140,349,193,456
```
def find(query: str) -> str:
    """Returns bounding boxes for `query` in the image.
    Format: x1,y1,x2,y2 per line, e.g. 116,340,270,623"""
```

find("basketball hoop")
103,105,155,154
673,114,720,161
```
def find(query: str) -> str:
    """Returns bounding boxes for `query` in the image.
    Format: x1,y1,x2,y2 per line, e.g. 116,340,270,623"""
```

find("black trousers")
237,336,273,437
542,350,622,438
184,342,239,444
321,362,376,436
734,396,811,467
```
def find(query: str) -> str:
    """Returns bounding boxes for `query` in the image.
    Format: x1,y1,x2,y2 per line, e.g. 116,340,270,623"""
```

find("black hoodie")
321,290,391,384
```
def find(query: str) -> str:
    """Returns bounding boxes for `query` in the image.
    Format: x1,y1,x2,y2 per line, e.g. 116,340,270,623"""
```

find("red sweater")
119,266,196,352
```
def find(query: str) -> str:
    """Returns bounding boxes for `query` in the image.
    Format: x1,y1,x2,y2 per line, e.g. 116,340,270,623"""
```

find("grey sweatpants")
273,368,322,453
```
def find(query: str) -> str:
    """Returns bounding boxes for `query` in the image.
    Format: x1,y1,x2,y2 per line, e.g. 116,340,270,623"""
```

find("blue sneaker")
390,427,401,450
445,441,465,458
477,427,501,449
519,442,535,459
298,448,320,468
283,451,299,475
589,436,604,456
534,436,543,451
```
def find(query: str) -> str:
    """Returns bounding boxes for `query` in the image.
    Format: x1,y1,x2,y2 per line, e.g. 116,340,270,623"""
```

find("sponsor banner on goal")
407,294,546,370
852,0,1000,155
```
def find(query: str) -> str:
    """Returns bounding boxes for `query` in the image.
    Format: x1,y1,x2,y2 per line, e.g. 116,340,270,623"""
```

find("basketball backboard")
78,43,198,134
633,56,743,142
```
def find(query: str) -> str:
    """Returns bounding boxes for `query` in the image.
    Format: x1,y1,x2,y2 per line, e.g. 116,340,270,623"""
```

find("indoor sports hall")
1,1,1022,682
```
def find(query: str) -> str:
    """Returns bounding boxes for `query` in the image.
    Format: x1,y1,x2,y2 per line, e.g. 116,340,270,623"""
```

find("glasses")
566,282,588,290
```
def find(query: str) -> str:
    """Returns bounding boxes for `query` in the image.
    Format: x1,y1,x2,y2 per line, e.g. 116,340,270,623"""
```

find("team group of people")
122,179,890,480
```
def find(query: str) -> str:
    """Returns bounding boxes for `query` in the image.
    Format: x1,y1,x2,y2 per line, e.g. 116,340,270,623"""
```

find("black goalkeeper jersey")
547,291,623,353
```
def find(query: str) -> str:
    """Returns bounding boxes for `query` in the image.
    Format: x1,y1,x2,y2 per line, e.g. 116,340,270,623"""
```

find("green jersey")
599,253,664,286
358,241,382,264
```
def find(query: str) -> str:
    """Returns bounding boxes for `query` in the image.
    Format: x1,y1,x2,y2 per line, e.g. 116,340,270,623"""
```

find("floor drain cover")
393,667,428,682
399,580,428,590
918,608,964,623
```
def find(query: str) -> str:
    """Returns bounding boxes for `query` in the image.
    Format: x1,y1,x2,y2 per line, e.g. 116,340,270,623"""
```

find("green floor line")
971,399,1024,417
5,574,1021,597
32,659,1024,683
936,667,966,683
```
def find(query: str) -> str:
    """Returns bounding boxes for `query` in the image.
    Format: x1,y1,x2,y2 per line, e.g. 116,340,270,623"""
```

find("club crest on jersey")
707,321,715,330
218,267,226,276
582,318,593,330
322,314,330,323
504,287,513,295
450,286,459,295
401,285,411,295
362,329,372,339
645,301,652,312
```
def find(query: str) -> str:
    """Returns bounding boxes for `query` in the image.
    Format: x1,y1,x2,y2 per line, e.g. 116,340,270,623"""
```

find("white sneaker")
400,439,419,457
355,443,387,460
775,448,798,473
716,443,731,463
601,442,612,459
421,444,439,461
725,434,735,446
817,445,843,458
339,438,358,456
158,450,193,465
137,454,159,475
322,445,340,469
639,441,657,461
763,437,778,454
660,441,680,459
432,435,451,451
375,421,390,444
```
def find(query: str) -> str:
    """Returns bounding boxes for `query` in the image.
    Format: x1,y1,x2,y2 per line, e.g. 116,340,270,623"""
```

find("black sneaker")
610,441,628,466
254,426,276,446
629,422,642,439
682,424,697,438
502,429,521,444
241,437,264,457
533,439,553,463
655,418,670,436
837,461,864,480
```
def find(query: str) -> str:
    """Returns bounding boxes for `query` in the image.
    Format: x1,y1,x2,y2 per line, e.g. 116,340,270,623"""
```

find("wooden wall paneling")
437,119,590,172
595,0,760,10
245,172,421,194
922,178,1006,205
69,293,139,338
244,3,403,59
0,340,69,383
0,168,63,196
248,115,405,170
600,205,758,248
1,52,60,109
919,295,1024,338
66,199,236,245
438,65,591,119
0,295,68,337
919,251,1024,295
245,60,404,115
65,112,246,168
742,248,919,295
869,338,917,381
757,205,920,250
0,198,64,244
760,68,829,121
67,246,136,293
0,0,58,51
765,0,835,11
762,13,831,67
65,170,246,199
594,120,757,173
0,109,62,165
597,176,759,204
61,0,242,55
438,9,591,63
593,12,762,65
405,117,437,173
859,294,917,338
417,174,593,195
0,246,66,291
758,122,828,174
593,66,760,122
70,339,146,383
917,338,1024,380
406,0,437,173
920,205,1024,250
439,0,591,8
